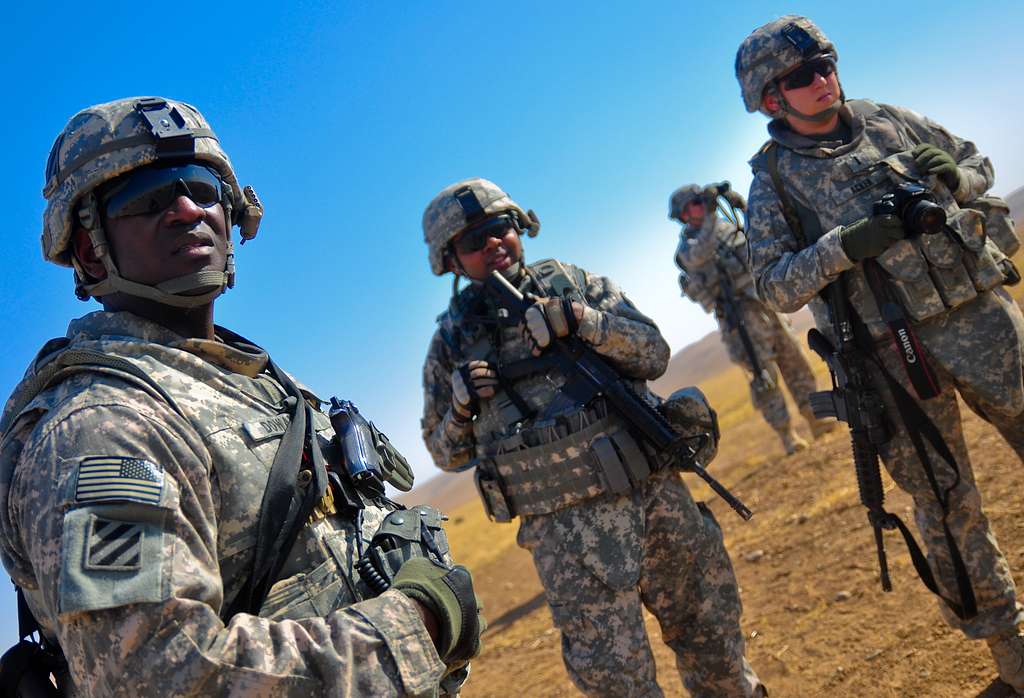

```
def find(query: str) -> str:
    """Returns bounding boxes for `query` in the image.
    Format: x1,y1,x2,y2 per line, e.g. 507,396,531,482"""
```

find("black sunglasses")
451,215,516,255
101,163,224,219
777,57,835,91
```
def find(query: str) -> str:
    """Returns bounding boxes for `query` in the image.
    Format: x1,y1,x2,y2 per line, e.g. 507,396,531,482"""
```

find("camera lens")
904,200,946,236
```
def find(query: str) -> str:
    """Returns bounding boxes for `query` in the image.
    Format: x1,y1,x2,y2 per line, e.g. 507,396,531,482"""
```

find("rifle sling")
845,295,976,619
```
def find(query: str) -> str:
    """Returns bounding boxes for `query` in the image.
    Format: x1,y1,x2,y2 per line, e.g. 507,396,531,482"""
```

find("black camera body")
873,182,947,237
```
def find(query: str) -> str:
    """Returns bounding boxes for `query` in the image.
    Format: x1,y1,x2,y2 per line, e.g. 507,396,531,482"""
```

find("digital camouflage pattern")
734,15,836,114
42,97,243,266
422,178,534,275
675,214,822,437
668,184,701,222
0,312,448,696
421,261,764,696
744,97,1024,638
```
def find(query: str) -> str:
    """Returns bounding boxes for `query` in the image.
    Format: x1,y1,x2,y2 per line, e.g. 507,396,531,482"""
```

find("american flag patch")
86,518,143,570
75,457,164,505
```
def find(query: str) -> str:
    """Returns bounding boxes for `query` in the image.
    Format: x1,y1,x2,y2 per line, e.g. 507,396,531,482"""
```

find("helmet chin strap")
74,192,234,309
780,96,842,123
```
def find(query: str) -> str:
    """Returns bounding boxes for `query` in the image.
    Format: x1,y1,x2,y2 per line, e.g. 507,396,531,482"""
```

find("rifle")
715,262,775,394
806,281,895,590
487,271,753,520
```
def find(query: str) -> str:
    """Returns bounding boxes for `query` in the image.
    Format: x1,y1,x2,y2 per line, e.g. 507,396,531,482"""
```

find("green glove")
838,215,905,261
393,558,483,664
912,143,961,191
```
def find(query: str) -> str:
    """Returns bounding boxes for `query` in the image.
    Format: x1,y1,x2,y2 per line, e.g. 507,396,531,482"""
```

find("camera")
873,182,946,237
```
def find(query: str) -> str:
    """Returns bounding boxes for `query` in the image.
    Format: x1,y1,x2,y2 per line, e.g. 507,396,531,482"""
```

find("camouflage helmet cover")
669,184,702,221
735,15,837,113
42,96,244,266
422,177,535,275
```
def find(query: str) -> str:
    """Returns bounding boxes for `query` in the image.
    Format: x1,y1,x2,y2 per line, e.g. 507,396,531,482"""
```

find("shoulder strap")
216,328,330,621
528,259,586,299
763,143,808,249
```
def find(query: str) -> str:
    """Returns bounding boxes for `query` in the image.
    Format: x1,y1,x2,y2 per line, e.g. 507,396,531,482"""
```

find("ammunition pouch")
873,208,1005,324
963,195,1020,257
473,410,656,521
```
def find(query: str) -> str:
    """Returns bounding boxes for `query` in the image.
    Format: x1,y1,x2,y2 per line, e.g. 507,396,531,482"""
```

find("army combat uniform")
675,209,827,452
0,96,478,697
421,253,763,697
0,312,448,696
740,23,1024,641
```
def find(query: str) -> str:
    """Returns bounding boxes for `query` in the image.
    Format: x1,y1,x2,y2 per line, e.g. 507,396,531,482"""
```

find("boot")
799,406,840,440
778,427,809,455
988,629,1024,693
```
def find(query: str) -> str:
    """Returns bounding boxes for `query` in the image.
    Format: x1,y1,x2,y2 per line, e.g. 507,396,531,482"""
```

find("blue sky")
1,0,1021,651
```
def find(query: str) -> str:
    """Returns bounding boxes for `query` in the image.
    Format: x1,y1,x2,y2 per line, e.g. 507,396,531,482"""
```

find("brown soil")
422,351,1024,697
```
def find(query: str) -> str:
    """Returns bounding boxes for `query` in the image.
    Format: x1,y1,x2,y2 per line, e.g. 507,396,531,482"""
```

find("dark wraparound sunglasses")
777,57,835,91
101,163,224,218
451,215,516,255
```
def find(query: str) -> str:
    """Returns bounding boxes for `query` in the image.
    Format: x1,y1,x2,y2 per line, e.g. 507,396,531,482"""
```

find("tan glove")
451,361,498,423
521,296,587,356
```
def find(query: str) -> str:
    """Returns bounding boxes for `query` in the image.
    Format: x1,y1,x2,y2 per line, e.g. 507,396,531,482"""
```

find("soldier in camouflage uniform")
736,16,1024,691
670,182,835,455
0,97,482,696
419,177,765,697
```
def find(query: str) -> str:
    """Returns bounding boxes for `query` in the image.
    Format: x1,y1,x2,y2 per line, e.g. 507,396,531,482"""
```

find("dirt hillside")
404,214,1024,697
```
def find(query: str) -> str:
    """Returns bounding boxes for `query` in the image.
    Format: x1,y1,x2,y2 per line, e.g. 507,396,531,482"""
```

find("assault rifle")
806,282,895,590
715,261,775,394
487,271,753,520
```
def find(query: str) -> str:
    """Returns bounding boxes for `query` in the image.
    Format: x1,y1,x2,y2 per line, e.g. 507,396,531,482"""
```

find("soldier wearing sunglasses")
419,177,765,697
0,97,483,696
737,15,1024,691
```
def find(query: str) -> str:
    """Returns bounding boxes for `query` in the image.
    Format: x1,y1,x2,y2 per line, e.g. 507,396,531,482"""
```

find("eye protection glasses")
101,163,225,218
451,215,516,255
777,57,835,91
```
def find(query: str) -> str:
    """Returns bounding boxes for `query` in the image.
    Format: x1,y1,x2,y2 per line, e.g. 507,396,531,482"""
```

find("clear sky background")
0,0,1021,652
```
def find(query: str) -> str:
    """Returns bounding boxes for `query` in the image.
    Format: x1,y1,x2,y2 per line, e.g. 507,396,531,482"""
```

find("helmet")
668,184,701,221
422,177,539,276
735,15,837,114
42,97,263,307
660,387,719,465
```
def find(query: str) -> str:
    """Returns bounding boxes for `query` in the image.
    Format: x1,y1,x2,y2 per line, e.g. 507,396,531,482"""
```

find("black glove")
912,143,960,191
839,215,906,261
393,558,484,664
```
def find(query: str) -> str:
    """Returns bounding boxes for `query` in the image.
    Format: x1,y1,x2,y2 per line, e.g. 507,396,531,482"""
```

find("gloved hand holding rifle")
488,270,753,520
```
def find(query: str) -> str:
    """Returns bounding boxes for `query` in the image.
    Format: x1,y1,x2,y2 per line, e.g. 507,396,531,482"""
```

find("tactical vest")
751,99,1014,332
438,260,658,522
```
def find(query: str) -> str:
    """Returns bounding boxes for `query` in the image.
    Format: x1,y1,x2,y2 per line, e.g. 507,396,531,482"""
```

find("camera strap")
861,260,941,400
